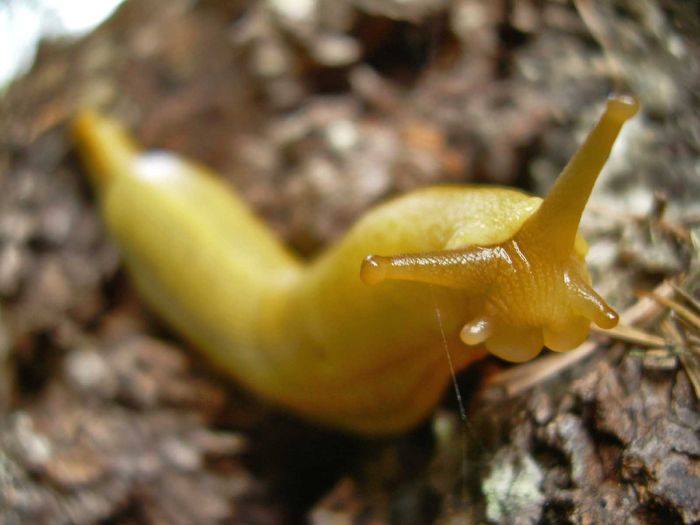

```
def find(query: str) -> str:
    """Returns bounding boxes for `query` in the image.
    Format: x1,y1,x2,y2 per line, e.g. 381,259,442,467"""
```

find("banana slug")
73,95,638,434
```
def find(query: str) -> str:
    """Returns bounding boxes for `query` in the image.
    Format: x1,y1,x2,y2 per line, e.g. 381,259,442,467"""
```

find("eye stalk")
361,247,504,288
516,94,639,260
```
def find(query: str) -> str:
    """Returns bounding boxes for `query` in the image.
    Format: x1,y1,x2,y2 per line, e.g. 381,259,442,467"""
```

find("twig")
642,291,700,331
590,324,666,348
484,341,598,396
670,283,700,314
662,319,700,399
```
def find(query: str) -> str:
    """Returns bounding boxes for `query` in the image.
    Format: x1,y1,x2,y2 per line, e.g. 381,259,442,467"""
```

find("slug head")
361,238,616,362
465,239,619,361
361,95,639,362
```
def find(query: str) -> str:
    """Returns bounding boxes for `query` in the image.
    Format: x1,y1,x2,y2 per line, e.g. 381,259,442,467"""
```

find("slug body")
73,96,638,434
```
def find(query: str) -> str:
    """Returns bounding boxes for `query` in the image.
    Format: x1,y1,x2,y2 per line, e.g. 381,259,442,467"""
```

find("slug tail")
518,94,639,258
72,110,140,193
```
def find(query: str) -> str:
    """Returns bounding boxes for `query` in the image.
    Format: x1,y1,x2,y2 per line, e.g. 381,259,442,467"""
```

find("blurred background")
0,0,125,88
0,1,698,524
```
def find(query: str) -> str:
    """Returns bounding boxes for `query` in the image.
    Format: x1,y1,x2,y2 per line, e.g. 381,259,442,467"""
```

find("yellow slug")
72,95,638,434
